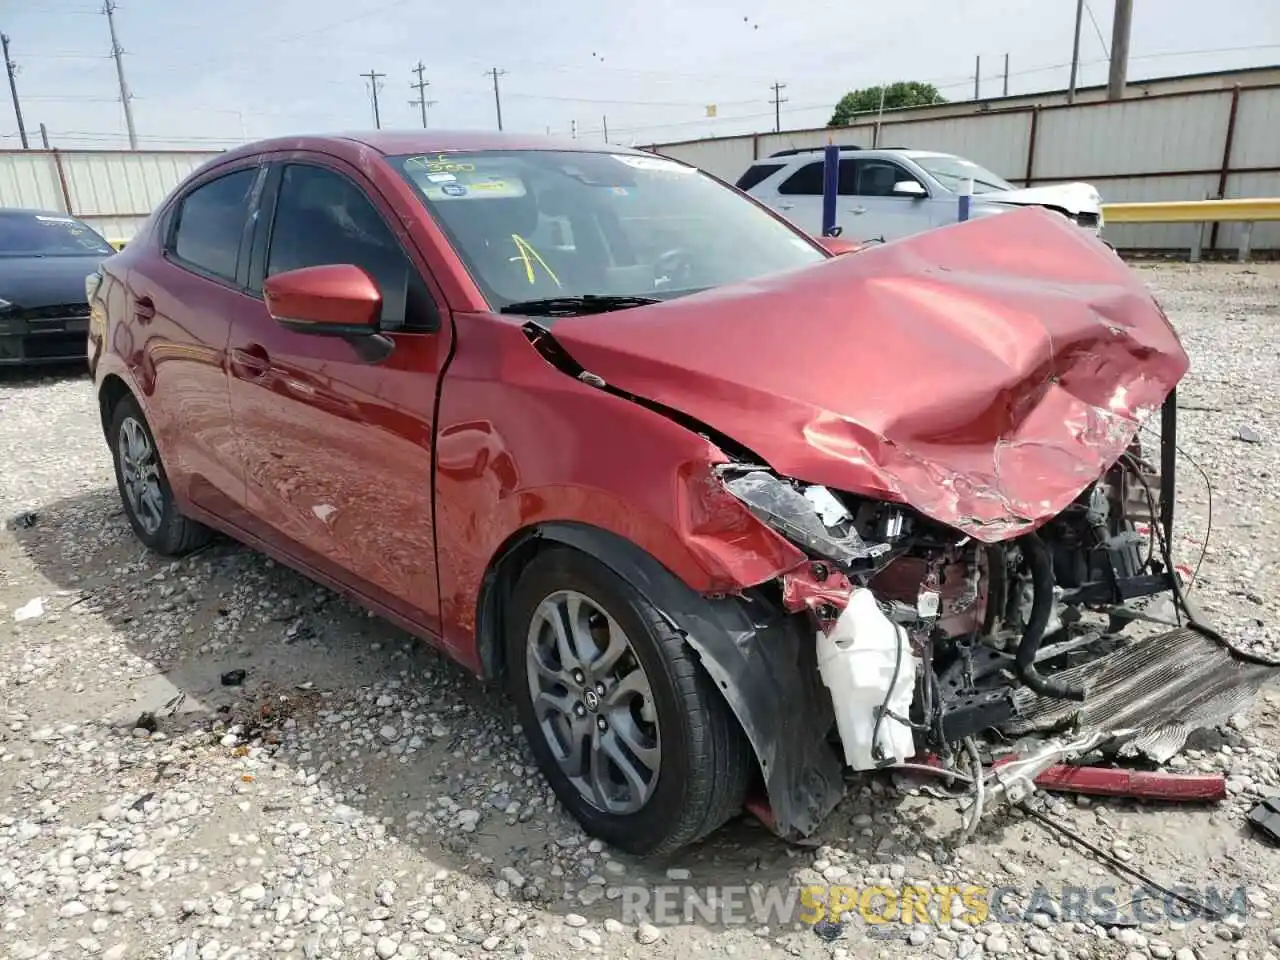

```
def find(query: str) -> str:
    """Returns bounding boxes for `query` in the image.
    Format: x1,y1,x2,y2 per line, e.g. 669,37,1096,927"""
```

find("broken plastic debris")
13,597,45,622
1237,424,1263,444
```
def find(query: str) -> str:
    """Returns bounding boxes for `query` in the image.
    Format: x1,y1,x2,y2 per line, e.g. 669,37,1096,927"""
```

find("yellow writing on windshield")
510,234,560,287
408,154,478,175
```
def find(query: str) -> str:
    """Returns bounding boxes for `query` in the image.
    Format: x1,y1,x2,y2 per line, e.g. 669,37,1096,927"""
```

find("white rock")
239,882,266,902
122,850,156,873
14,597,45,622
375,936,398,958
637,923,662,944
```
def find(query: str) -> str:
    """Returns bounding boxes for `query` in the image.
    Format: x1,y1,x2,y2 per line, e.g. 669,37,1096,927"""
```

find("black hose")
1014,532,1087,701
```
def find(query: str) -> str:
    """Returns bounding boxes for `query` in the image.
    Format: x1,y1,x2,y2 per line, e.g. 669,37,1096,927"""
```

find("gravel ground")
1,262,1279,960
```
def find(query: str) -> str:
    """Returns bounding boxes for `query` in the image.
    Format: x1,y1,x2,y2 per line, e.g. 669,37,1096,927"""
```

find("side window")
266,164,435,332
734,162,784,191
837,158,859,196
170,168,258,282
855,160,923,197
777,161,824,196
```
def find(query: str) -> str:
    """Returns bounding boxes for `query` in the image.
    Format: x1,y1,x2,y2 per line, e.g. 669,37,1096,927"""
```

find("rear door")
767,160,824,235
226,155,453,639
124,160,266,521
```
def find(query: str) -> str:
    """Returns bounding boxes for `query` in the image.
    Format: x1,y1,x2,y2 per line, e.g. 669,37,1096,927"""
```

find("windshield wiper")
499,294,660,317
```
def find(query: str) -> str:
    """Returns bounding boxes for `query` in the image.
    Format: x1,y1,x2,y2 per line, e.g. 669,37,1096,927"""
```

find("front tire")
506,547,752,856
107,393,212,556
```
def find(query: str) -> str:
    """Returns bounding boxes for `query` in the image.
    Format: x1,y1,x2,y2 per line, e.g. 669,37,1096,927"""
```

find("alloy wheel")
525,589,662,814
117,416,164,536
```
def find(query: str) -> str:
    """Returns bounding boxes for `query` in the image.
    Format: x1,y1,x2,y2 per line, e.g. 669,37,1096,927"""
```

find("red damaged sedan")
87,132,1276,854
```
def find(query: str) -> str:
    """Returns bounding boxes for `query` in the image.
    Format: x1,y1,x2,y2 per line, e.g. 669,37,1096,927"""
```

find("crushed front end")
718,388,1280,839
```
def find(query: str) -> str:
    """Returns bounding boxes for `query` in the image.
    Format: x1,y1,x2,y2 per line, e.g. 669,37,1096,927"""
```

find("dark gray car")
0,209,115,366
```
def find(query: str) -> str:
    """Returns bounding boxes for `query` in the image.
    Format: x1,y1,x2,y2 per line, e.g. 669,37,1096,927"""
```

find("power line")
1069,0,1085,103
1083,0,1111,59
2,33,29,149
360,69,386,128
103,0,137,149
487,67,506,131
409,61,434,129
769,81,786,133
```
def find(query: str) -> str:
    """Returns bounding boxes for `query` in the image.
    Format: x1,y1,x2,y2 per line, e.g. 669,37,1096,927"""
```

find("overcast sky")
2,0,1277,150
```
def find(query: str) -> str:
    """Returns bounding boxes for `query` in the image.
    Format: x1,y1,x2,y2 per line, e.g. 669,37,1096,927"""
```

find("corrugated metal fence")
0,149,221,244
649,83,1280,252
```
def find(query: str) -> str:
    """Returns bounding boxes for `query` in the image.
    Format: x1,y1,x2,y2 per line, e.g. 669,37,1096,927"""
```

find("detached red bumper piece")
1032,765,1226,802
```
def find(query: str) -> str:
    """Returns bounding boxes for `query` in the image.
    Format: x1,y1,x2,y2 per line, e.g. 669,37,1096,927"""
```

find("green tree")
828,82,946,126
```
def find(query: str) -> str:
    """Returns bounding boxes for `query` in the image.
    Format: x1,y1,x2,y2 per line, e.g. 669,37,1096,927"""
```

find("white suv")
737,147,1103,244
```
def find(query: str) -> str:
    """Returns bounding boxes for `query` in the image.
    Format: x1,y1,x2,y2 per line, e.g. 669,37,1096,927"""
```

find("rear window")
0,213,113,258
778,162,825,196
734,163,785,191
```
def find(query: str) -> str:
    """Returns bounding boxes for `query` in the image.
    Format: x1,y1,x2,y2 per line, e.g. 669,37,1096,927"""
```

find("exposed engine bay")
717,389,1280,836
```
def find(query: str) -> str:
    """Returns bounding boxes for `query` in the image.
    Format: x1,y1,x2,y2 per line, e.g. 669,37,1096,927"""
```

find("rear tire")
506,547,752,856
107,393,212,556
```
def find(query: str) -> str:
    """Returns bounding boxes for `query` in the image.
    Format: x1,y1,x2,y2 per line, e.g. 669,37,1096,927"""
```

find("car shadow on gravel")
12,484,967,930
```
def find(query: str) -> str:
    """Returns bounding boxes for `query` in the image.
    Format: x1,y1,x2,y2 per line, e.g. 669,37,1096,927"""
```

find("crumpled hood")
548,207,1188,542
978,181,1102,217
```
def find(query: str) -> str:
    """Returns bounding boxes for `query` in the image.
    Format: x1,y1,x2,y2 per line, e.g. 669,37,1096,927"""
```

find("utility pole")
103,1,137,149
1067,0,1085,103
601,115,608,142
39,121,49,148
487,67,506,131
409,61,435,128
770,81,787,133
361,68,385,128
1107,0,1133,101
570,119,577,139
974,55,981,100
1003,53,1010,96
1,33,28,149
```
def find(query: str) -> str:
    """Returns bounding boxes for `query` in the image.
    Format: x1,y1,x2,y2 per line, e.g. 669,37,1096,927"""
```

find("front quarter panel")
434,312,807,664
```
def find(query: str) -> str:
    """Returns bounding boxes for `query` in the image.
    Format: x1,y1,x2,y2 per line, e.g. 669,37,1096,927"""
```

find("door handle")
229,343,270,380
134,297,155,322
777,203,794,210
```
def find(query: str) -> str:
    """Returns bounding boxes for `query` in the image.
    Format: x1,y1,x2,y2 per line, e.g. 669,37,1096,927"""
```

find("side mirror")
892,180,927,199
816,236,863,256
263,264,382,337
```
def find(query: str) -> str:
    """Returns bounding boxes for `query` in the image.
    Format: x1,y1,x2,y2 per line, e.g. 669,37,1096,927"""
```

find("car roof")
754,147,954,163
0,207,88,219
213,130,652,165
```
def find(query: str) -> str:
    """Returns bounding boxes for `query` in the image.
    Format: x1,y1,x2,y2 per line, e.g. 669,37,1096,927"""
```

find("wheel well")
98,374,131,438
475,531,552,682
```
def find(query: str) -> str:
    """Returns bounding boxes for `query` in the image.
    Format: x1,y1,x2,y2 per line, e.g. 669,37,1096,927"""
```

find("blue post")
957,176,973,222
821,143,839,236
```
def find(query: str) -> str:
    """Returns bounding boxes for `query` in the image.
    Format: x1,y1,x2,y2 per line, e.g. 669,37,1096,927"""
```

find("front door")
846,158,937,242
226,158,452,639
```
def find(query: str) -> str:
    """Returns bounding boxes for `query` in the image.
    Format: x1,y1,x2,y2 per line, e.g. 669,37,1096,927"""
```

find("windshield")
0,212,114,257
911,155,1013,195
392,150,825,311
